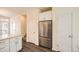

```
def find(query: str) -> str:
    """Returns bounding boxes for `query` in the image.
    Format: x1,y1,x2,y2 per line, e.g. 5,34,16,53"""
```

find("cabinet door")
16,37,22,51
44,11,52,20
39,13,45,21
39,11,52,21
10,38,16,52
0,39,9,52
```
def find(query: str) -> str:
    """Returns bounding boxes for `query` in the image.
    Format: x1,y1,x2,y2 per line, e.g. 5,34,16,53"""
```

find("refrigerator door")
39,22,44,37
39,20,52,49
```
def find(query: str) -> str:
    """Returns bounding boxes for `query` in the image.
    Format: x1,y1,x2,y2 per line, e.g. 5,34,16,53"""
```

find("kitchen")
1,7,79,52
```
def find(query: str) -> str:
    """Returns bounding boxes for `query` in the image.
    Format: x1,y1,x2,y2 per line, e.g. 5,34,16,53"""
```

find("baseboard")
52,48,60,52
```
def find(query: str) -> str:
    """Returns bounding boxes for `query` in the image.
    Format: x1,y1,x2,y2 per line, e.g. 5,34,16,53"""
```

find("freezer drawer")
39,37,52,49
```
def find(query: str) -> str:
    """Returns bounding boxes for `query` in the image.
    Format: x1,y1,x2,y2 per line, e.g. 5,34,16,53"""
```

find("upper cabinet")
39,11,52,21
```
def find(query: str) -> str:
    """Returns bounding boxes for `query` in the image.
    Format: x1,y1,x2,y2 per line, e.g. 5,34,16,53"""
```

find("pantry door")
73,10,79,52
57,12,72,52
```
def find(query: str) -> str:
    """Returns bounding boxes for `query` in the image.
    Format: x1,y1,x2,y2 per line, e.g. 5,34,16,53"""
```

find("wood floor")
20,40,56,52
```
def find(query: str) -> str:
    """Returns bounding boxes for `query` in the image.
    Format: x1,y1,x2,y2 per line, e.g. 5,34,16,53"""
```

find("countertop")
0,34,24,40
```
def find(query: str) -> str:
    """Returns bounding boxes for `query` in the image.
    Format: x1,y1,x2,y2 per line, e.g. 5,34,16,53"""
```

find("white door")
73,10,79,52
57,12,72,52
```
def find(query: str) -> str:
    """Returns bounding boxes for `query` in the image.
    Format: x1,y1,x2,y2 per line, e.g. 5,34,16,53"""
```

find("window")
0,15,20,38
0,16,10,38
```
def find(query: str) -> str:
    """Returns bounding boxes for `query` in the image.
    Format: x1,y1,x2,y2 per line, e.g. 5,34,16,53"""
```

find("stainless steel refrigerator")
39,20,52,49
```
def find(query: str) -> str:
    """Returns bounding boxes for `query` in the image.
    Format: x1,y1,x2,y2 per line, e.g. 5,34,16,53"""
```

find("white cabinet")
16,37,22,51
0,37,22,52
44,11,52,20
10,38,16,52
10,36,22,52
39,11,52,21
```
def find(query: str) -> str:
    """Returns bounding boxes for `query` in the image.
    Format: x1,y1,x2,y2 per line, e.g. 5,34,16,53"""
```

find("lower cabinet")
10,36,22,52
0,36,22,52
0,39,9,52
10,38,16,52
16,37,22,51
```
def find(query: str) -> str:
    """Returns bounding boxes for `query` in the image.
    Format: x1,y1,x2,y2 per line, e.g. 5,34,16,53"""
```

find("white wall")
26,8,39,45
20,15,26,35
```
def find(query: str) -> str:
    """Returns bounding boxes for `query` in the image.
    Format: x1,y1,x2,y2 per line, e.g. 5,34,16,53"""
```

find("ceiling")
0,7,52,15
1,7,27,15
